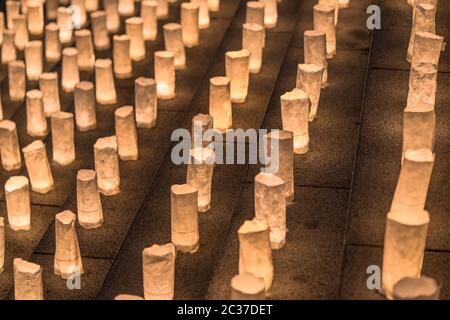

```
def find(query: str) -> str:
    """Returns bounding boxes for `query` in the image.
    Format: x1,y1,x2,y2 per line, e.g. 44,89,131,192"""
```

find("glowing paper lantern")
154,51,176,99
62,47,80,92
74,81,97,131
103,0,120,33
91,10,110,50
296,64,324,122
319,0,339,25
243,23,264,74
393,276,440,300
403,106,435,162
26,0,44,36
113,34,132,79
407,63,437,109
95,59,117,104
85,0,99,12
94,136,120,195
259,0,277,28
209,77,232,132
163,23,186,69
2,30,17,64
314,4,336,59
382,209,429,299
265,130,294,201
304,30,328,86
231,273,266,300
75,29,95,71
71,0,87,27
143,243,176,300
0,120,22,171
411,31,443,66
254,172,286,249
13,15,28,51
54,210,84,279
115,106,138,161
51,112,75,165
171,184,199,252
14,259,43,300
156,0,169,18
77,169,103,229
8,60,26,102
187,147,215,212
181,2,199,48
22,140,54,193
26,90,48,137
391,149,434,212
135,77,157,128
0,218,4,274
126,17,146,62
118,0,135,16
24,41,43,81
57,7,73,45
39,72,61,117
6,1,20,30
191,113,213,148
45,23,61,62
225,49,250,103
5,176,31,231
141,0,158,41
407,3,436,62
246,1,265,27
238,218,273,291
190,0,209,29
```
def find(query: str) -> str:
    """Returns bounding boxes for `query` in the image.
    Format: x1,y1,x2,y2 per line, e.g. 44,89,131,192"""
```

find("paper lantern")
71,0,87,27
231,273,266,300
171,184,199,253
54,210,84,279
39,72,61,117
51,112,75,165
319,0,339,25
411,31,443,66
238,218,273,291
156,0,169,18
154,51,176,99
74,81,97,131
95,59,117,104
143,243,176,300
191,0,210,29
91,11,110,50
118,0,135,16
103,0,120,33
5,176,31,231
2,30,17,64
0,120,22,171
24,41,43,81
26,0,44,36
191,113,213,148
382,209,429,299
163,23,186,69
77,169,103,229
225,49,250,103
393,276,440,300
13,15,28,51
8,60,26,101
304,30,328,86
243,23,264,74
259,0,278,28
403,106,435,162
407,3,436,62
45,23,61,62
6,1,20,30
94,136,120,195
62,47,80,92
141,0,158,41
126,17,146,61
26,90,48,137
22,140,54,193
0,218,4,274
85,0,99,12
75,29,95,71
14,259,43,300
407,62,437,110
135,77,157,128
246,1,265,27
314,4,336,59
181,2,199,48
115,106,138,161
113,34,132,79
296,64,324,122
391,149,434,212
57,7,73,45
209,76,232,132
187,147,215,212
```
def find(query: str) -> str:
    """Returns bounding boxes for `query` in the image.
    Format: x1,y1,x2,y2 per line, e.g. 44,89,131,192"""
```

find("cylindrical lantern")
74,81,97,131
54,210,84,279
6,1,21,30
113,34,132,79
91,10,110,50
45,23,61,62
393,276,440,300
209,76,232,132
118,0,135,16
156,0,169,18
243,23,264,74
296,64,324,122
39,72,61,117
24,41,43,81
181,2,199,48
75,29,95,71
13,15,28,51
319,0,339,25
225,49,250,104
238,218,273,292
85,0,99,12
5,176,31,231
313,4,336,59
191,113,212,148
254,172,286,249
142,243,176,300
231,273,266,300
407,3,436,62
265,130,294,201
163,23,185,69
135,77,157,128
411,31,444,66
13,259,43,300
57,7,73,45
0,120,22,171
77,169,103,229
51,112,75,165
141,0,158,41
154,51,176,99
26,0,44,36
187,147,215,212
125,17,146,61
2,30,17,64
407,62,437,110
115,106,138,161
391,148,434,212
94,136,120,195
62,47,80,92
8,60,26,102
95,59,117,104
403,106,435,163
171,184,199,253
70,0,87,27
22,140,54,193
26,90,48,137
382,209,429,300
246,1,265,26
259,0,277,28
103,0,120,33
304,30,328,86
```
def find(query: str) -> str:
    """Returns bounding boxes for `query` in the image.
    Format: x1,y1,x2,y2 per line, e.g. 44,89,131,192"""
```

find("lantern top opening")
144,243,176,257
76,81,94,91
63,47,78,56
226,49,250,59
164,23,182,31
95,136,118,151
387,210,430,226
56,210,76,225
404,148,434,163
14,258,41,275
281,88,309,101
5,176,28,192
46,23,58,31
231,273,265,294
22,140,45,153
115,106,134,118
126,17,143,25
155,50,174,59
298,63,324,73
52,111,73,120
266,130,293,141
77,169,96,181
171,184,197,195
314,4,335,13
255,172,285,187
238,218,269,235
95,58,112,68
304,29,326,37
243,23,264,32
0,120,16,131
136,77,156,86
210,76,230,86
26,90,42,100
190,147,216,163
40,72,58,81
